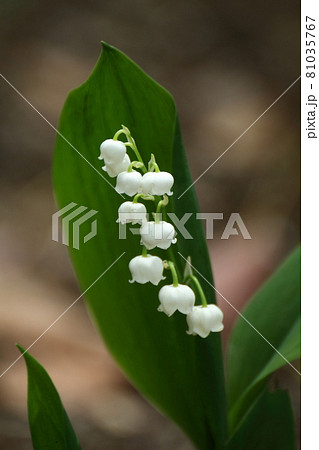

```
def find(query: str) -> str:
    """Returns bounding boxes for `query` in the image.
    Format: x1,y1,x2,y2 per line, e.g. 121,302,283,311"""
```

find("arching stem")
167,261,179,287
186,275,208,307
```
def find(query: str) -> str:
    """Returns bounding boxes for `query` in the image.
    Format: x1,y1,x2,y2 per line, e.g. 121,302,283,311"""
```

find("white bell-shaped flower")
99,139,127,164
140,221,177,250
141,171,174,196
158,284,195,316
186,304,224,338
129,255,165,285
117,201,147,225
115,170,143,196
102,154,131,178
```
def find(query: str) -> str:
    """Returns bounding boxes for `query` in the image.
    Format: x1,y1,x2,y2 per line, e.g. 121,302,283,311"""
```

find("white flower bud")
99,139,126,164
186,305,224,338
117,201,147,225
141,171,174,196
115,170,143,196
140,221,177,250
158,284,195,316
129,255,165,285
102,154,131,178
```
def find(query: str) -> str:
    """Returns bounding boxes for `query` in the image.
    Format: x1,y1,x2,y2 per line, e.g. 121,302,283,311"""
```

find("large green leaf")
17,345,81,450
53,43,227,449
226,246,300,432
227,389,295,450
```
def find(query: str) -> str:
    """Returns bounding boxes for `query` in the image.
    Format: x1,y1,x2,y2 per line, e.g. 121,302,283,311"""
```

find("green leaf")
17,345,81,450
226,246,300,432
227,389,295,450
53,43,227,449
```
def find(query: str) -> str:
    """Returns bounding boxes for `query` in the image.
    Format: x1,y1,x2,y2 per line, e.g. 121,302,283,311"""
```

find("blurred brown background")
0,0,300,448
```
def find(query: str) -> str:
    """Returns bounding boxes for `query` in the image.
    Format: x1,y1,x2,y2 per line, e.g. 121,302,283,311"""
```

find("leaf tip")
16,343,25,354
16,344,29,363
100,41,116,53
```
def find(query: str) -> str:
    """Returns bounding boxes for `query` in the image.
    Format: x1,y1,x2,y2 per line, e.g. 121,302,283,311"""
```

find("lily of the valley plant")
20,44,299,450
98,125,224,337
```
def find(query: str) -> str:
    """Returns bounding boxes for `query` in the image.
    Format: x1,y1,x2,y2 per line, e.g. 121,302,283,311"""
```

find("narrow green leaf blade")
254,316,300,384
53,43,227,449
226,246,300,431
227,389,295,450
17,345,81,450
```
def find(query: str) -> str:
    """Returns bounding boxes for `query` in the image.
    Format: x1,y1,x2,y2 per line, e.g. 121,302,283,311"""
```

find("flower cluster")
98,125,224,338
